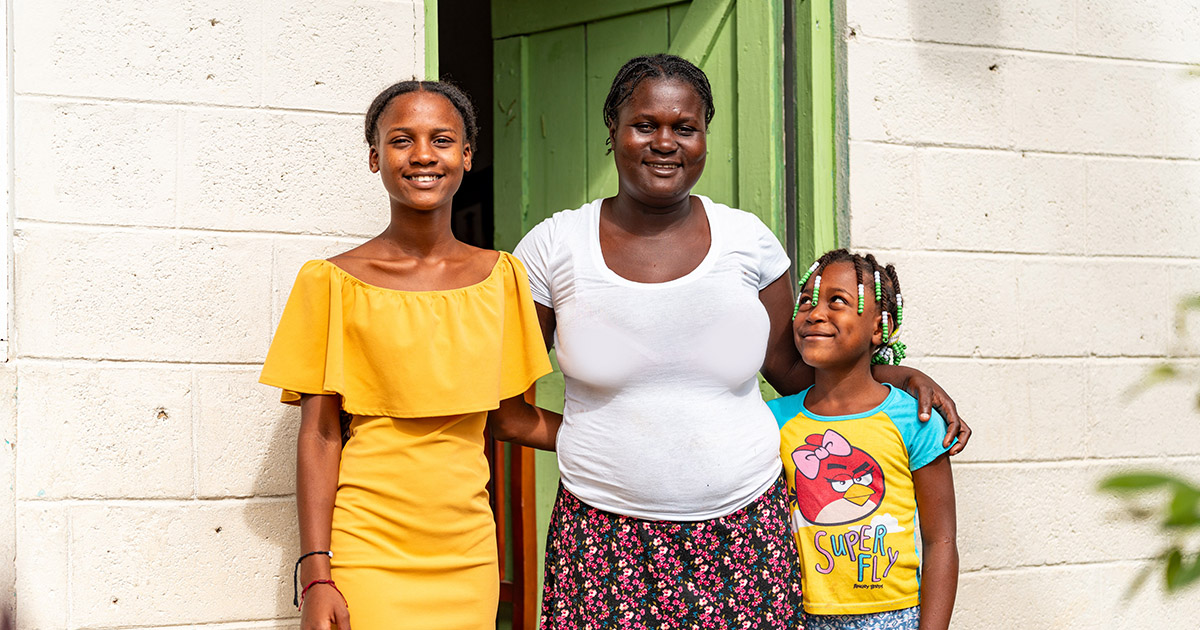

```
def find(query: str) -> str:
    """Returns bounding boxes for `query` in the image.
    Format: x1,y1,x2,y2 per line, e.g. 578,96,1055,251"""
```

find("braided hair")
795,249,907,365
602,54,715,151
364,79,479,151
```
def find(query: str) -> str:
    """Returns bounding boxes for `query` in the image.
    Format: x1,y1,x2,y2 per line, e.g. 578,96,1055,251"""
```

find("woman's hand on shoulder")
300,585,350,630
873,365,971,455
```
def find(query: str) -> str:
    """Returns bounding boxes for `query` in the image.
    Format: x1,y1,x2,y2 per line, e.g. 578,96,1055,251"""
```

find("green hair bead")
896,293,904,327
882,311,890,342
799,260,820,289
873,270,882,302
812,275,822,307
857,283,865,315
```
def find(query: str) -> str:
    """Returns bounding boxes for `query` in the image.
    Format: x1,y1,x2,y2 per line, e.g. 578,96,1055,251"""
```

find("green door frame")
422,0,840,616
424,0,839,261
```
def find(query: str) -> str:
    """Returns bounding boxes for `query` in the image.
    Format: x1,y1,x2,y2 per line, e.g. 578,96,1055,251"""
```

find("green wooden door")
492,0,785,248
489,0,791,603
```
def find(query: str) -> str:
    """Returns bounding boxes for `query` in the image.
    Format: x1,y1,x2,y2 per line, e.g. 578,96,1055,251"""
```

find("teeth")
648,164,679,169
409,175,440,182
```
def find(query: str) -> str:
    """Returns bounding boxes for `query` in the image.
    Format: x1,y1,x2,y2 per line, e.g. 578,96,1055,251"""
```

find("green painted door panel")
490,0,789,616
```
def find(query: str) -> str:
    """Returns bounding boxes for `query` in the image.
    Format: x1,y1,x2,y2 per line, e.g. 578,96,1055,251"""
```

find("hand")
904,371,971,455
300,584,351,630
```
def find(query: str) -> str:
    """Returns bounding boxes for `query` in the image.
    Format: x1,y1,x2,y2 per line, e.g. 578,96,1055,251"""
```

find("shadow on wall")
246,401,302,621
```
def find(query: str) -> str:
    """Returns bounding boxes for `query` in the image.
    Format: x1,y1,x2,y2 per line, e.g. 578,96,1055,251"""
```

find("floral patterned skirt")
540,476,805,629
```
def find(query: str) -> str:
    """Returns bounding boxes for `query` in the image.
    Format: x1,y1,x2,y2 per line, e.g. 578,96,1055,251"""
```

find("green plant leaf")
1125,364,1181,399
1165,484,1200,528
1177,294,1200,335
1165,548,1200,592
1100,473,1182,492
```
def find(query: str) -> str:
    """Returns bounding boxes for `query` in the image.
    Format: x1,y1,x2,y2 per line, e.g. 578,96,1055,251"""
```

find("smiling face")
609,77,707,208
794,261,882,369
369,90,472,212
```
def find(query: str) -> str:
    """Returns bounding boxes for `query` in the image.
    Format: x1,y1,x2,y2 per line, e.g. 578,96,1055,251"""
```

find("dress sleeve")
512,217,555,307
747,213,792,290
259,260,344,405
498,254,554,398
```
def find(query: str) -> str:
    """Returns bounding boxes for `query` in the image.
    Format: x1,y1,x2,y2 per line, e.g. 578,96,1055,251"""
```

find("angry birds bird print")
792,429,885,526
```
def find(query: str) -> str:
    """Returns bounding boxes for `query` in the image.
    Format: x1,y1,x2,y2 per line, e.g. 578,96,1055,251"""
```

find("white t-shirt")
514,196,792,520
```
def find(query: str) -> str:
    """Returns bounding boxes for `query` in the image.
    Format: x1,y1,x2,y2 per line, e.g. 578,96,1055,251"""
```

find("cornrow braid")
602,54,715,153
364,79,479,151
794,249,908,365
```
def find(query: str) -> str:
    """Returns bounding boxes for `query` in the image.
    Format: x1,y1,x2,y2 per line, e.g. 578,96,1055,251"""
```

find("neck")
379,201,459,258
607,190,694,235
806,357,890,416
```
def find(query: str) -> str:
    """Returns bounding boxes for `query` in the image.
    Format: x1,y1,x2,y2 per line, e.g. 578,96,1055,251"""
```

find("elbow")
488,411,517,443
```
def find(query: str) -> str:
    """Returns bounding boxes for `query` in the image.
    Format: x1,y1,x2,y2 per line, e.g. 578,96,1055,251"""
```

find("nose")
410,137,437,165
805,298,829,323
650,127,677,153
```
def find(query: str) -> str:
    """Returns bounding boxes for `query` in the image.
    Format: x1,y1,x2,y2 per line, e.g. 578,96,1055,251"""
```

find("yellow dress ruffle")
260,252,551,629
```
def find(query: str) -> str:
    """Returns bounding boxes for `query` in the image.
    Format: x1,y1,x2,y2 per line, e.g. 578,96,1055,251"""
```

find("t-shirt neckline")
798,383,900,422
589,195,722,289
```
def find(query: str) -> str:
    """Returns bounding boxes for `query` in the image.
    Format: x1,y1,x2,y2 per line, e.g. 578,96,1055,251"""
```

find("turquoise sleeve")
890,397,953,471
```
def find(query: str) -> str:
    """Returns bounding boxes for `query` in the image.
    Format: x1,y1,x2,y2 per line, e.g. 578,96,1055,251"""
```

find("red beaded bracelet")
298,578,349,611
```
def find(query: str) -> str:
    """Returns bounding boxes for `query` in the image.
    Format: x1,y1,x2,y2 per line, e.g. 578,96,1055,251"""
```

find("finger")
916,387,933,422
335,607,352,630
948,419,972,456
933,394,960,448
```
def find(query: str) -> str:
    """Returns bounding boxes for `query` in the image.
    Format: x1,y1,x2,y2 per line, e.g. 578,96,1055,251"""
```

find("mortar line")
952,455,1200,468
12,217,377,241
77,618,294,630
851,138,1200,164
13,356,266,367
960,556,1163,576
854,33,1200,70
190,369,199,500
18,495,294,506
12,92,364,118
858,247,1200,263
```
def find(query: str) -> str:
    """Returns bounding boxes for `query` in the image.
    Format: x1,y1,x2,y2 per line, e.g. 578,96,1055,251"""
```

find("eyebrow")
387,127,458,135
826,463,847,470
853,462,872,474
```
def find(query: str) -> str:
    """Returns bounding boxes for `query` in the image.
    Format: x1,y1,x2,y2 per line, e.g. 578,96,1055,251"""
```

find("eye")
634,122,655,133
798,295,812,306
390,136,411,146
829,478,853,493
433,136,454,146
854,472,873,486
676,125,695,136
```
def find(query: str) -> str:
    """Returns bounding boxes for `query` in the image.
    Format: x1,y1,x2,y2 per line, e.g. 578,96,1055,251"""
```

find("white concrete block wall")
845,1,1200,627
9,1,424,627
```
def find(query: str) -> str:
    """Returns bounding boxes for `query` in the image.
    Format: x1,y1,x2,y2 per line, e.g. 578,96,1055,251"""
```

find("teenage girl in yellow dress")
260,81,560,630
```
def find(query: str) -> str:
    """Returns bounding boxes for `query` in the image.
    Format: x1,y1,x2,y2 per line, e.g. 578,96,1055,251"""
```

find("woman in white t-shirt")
492,54,969,629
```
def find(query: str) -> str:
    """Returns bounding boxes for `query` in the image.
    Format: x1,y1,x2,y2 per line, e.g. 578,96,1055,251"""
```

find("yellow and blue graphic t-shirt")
767,385,950,615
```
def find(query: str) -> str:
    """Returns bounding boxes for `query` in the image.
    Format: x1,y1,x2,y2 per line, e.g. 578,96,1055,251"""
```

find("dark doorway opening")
440,0,495,250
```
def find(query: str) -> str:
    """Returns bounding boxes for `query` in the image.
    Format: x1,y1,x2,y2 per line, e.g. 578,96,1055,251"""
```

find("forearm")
296,396,343,585
870,364,916,388
762,355,815,396
917,540,958,630
489,394,562,451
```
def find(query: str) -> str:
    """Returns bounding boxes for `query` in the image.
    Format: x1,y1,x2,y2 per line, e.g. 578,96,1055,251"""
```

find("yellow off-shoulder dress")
259,252,551,630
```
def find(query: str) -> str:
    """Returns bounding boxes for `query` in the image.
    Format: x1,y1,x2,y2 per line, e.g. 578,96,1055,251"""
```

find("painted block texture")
263,0,424,112
9,1,424,627
14,225,274,362
14,1,263,105
846,3,1200,629
16,364,194,499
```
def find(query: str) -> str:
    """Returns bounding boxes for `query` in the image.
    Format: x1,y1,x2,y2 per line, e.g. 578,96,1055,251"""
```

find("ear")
368,145,380,173
871,313,884,347
463,142,473,172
